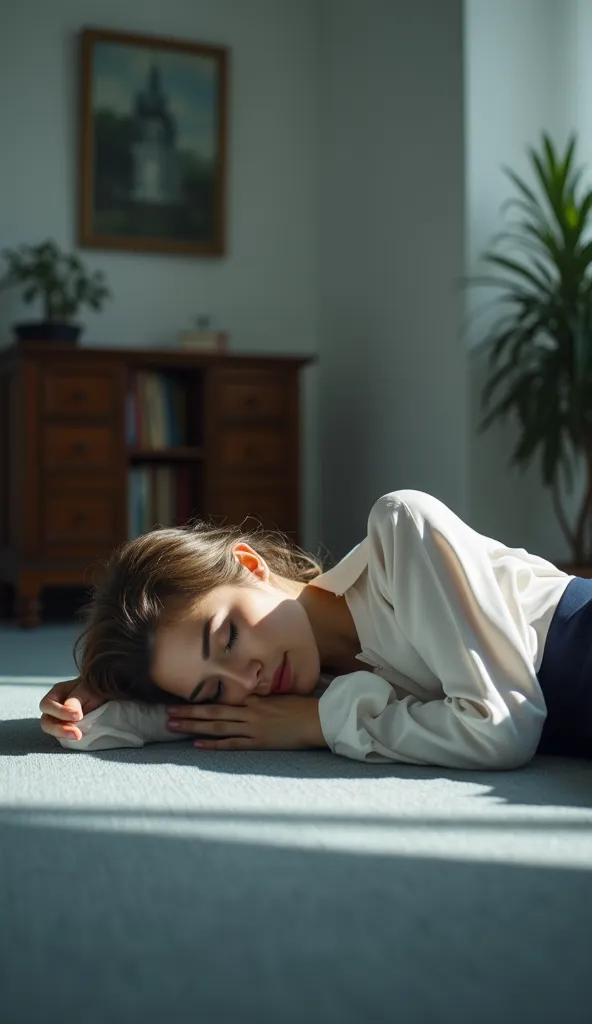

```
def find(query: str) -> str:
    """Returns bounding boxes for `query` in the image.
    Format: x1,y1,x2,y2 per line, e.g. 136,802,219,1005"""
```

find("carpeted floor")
1,623,592,1024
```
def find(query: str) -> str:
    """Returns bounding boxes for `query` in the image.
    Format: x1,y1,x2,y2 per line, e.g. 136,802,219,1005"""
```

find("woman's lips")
271,653,291,693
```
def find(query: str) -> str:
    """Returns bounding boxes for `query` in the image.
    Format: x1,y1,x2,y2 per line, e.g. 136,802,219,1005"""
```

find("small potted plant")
0,238,111,345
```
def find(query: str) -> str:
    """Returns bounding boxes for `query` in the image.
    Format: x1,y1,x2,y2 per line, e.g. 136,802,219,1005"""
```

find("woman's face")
150,544,321,706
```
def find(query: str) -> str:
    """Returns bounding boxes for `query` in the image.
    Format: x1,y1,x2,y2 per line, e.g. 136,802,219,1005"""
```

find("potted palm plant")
472,133,592,573
0,238,111,345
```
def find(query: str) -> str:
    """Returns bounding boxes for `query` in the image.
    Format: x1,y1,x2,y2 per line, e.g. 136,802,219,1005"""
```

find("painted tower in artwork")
130,61,181,204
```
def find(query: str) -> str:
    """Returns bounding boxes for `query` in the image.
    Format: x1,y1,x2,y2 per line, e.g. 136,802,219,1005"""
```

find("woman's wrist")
306,698,328,748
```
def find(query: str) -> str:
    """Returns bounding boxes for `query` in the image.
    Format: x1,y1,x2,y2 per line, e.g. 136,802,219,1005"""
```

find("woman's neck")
296,582,362,672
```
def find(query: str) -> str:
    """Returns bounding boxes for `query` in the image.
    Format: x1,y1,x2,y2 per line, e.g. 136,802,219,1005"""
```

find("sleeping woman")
38,489,591,766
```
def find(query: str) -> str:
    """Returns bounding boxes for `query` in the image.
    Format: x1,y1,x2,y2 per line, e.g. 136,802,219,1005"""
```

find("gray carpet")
1,624,592,1024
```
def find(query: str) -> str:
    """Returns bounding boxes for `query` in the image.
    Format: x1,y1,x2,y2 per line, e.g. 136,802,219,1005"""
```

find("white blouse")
59,490,572,768
312,490,571,769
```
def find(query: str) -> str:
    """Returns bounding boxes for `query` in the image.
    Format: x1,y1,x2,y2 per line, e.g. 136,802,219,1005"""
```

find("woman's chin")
303,675,323,696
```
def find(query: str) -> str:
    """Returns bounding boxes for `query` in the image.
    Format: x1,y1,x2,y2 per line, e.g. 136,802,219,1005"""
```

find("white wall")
0,0,319,354
464,0,575,558
0,0,321,545
318,0,466,557
563,1,591,142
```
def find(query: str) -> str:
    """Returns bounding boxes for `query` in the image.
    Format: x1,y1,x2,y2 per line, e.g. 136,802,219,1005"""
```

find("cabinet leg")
0,583,14,620
17,588,42,629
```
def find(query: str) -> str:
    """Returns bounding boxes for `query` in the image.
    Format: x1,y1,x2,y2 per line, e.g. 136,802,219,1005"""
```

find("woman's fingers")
72,686,106,714
39,679,105,719
165,699,254,720
40,697,83,722
40,713,82,741
39,677,106,743
168,719,249,738
165,701,256,738
167,709,250,738
63,695,86,719
38,678,81,716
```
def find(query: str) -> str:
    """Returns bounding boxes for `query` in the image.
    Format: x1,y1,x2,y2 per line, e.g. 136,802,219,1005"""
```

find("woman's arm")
57,699,188,751
318,491,549,770
39,676,186,751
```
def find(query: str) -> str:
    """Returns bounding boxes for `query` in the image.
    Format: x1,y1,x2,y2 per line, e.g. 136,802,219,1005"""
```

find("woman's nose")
229,663,261,693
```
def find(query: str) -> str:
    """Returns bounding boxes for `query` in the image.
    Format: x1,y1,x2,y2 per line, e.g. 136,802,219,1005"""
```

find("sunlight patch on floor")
0,676,66,686
1,806,591,869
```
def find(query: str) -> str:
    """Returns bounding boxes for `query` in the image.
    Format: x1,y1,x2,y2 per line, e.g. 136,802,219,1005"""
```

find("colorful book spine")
127,465,195,537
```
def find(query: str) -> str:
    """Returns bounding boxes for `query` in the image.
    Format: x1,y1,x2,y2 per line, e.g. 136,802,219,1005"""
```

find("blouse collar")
310,538,369,597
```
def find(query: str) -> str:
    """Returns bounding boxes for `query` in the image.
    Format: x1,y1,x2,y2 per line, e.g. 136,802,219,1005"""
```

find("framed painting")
79,27,228,256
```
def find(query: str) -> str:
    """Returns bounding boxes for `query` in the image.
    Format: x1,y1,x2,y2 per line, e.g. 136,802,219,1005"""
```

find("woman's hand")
165,694,328,752
39,677,107,742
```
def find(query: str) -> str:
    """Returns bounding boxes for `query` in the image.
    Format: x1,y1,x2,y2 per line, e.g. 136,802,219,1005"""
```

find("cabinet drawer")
42,370,115,417
42,425,116,471
217,373,286,421
43,492,119,547
217,429,288,470
208,485,294,534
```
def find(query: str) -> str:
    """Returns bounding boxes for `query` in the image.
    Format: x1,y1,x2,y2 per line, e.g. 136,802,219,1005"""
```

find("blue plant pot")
14,321,82,345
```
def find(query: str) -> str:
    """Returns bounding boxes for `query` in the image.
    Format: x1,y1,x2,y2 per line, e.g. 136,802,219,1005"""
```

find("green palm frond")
467,132,592,562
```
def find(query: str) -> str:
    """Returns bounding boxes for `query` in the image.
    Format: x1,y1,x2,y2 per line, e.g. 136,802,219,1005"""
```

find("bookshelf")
125,367,203,537
0,343,314,626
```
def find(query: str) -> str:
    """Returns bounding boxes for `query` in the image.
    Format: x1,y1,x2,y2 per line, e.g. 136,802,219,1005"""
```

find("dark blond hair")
74,520,328,704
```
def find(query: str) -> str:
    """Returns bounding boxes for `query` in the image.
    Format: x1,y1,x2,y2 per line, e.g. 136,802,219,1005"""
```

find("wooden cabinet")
0,343,313,626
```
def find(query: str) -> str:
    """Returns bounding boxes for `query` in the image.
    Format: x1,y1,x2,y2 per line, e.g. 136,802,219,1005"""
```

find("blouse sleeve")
58,699,186,751
317,491,548,769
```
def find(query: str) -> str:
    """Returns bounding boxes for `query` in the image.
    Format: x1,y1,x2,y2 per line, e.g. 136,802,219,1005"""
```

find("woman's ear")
232,542,270,581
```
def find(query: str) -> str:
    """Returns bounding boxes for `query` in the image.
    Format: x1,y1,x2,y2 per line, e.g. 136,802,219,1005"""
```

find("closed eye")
225,622,238,654
210,623,238,703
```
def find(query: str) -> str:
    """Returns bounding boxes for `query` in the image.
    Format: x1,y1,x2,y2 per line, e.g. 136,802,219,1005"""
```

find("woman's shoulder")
367,490,474,554
368,489,451,527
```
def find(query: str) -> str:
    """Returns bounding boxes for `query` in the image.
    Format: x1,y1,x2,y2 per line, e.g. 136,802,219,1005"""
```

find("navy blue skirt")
536,576,592,758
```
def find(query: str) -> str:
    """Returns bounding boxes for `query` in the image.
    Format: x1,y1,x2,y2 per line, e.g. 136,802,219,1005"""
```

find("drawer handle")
70,390,87,402
72,441,89,455
72,511,88,525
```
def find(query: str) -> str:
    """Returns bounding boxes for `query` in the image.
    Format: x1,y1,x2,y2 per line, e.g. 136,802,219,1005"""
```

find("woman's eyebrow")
202,616,213,660
188,616,214,701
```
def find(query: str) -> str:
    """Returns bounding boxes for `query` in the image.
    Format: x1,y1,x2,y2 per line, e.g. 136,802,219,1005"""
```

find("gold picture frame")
79,27,228,256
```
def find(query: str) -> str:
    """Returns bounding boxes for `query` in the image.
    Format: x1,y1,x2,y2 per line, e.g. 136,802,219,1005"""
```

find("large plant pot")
14,321,81,345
